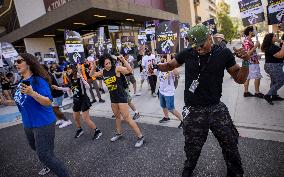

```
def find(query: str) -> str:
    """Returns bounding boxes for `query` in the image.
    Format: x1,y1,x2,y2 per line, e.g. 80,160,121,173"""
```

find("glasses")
14,58,25,64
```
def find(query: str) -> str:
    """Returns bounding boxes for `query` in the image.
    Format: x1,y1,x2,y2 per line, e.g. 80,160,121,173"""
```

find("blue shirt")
14,76,56,128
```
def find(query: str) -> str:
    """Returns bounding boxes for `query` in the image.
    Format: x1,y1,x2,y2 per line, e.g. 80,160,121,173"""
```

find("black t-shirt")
50,74,64,98
265,44,284,63
70,78,87,98
176,45,236,106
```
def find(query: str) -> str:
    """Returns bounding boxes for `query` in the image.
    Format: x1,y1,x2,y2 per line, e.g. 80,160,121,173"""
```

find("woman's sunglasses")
14,58,25,64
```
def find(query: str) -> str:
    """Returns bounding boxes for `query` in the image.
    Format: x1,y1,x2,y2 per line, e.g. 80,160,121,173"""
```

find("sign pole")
253,25,259,42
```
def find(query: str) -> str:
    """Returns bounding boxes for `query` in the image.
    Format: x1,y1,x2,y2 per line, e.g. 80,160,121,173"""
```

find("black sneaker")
178,121,183,129
159,117,170,123
264,95,274,105
92,129,102,140
133,112,140,120
272,95,284,101
91,99,97,104
75,128,84,138
255,92,264,98
99,98,105,103
243,92,254,97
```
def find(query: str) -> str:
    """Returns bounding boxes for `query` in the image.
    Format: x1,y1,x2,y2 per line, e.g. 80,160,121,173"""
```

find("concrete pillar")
13,0,46,27
24,38,58,63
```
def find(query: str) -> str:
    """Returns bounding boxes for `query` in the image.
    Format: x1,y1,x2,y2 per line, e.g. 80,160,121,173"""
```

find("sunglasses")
14,58,25,64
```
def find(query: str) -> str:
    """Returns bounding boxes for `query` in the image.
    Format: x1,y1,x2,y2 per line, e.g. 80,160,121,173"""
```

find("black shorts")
110,91,128,103
73,96,91,112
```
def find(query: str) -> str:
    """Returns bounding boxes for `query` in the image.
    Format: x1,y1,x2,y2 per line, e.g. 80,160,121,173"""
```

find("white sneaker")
135,136,144,148
55,120,63,126
152,93,157,97
59,120,72,128
38,167,50,176
110,133,123,142
135,92,142,96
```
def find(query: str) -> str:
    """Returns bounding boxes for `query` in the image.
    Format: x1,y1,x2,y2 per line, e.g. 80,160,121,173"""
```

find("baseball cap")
187,24,210,48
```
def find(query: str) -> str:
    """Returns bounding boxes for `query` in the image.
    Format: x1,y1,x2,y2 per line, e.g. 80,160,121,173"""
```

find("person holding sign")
90,54,144,148
152,24,248,176
13,53,70,177
242,26,264,98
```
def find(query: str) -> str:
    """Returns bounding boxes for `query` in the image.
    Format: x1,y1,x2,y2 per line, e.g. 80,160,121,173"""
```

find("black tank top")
103,67,126,98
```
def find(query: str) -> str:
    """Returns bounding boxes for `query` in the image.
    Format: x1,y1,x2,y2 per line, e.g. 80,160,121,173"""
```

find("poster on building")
121,36,135,54
238,0,265,26
156,20,179,54
180,23,190,50
0,42,19,66
44,0,72,12
202,19,217,35
65,30,85,64
267,0,284,25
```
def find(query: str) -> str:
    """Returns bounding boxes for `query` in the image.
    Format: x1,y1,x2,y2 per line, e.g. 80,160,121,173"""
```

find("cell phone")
22,80,30,86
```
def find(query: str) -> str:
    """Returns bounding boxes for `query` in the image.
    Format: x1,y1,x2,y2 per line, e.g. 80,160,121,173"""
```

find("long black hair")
98,53,116,69
19,53,52,86
261,33,274,52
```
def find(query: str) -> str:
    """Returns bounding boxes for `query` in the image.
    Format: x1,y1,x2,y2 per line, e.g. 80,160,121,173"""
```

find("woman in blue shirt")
14,53,69,177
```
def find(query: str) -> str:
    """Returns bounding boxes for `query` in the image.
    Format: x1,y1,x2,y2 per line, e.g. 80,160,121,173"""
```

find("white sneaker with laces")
110,133,123,142
55,120,63,126
135,136,144,148
59,120,72,128
38,167,50,176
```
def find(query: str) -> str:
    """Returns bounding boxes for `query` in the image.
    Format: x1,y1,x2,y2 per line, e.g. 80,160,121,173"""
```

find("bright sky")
225,0,240,17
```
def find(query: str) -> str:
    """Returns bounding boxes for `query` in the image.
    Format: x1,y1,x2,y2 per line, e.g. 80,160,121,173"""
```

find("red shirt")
242,37,259,64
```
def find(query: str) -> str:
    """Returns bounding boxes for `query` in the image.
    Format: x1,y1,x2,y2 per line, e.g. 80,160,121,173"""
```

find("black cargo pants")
182,102,244,177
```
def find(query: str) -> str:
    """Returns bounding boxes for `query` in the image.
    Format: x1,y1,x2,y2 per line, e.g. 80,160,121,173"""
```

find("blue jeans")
159,93,175,111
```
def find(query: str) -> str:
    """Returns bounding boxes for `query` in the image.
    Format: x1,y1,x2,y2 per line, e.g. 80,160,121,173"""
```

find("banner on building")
202,18,217,35
0,42,19,66
180,23,190,50
267,0,284,25
65,30,85,64
155,20,179,54
238,0,265,26
44,0,72,12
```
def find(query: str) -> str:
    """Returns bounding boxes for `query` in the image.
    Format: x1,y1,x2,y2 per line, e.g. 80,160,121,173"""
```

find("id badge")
182,106,190,120
188,79,199,93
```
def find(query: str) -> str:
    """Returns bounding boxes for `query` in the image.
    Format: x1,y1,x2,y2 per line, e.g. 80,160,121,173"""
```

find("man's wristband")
242,60,249,68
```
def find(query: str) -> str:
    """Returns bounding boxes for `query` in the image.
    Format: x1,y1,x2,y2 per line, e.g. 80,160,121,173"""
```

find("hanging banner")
238,0,265,26
44,0,72,12
267,0,284,25
156,20,179,54
103,39,113,54
65,30,85,64
180,23,190,50
202,19,217,35
1,42,19,66
121,36,135,54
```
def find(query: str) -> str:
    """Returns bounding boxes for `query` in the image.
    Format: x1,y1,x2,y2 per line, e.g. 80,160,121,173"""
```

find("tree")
216,0,237,41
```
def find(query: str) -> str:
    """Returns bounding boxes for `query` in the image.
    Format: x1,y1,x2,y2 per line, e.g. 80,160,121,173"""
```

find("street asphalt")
0,113,283,177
